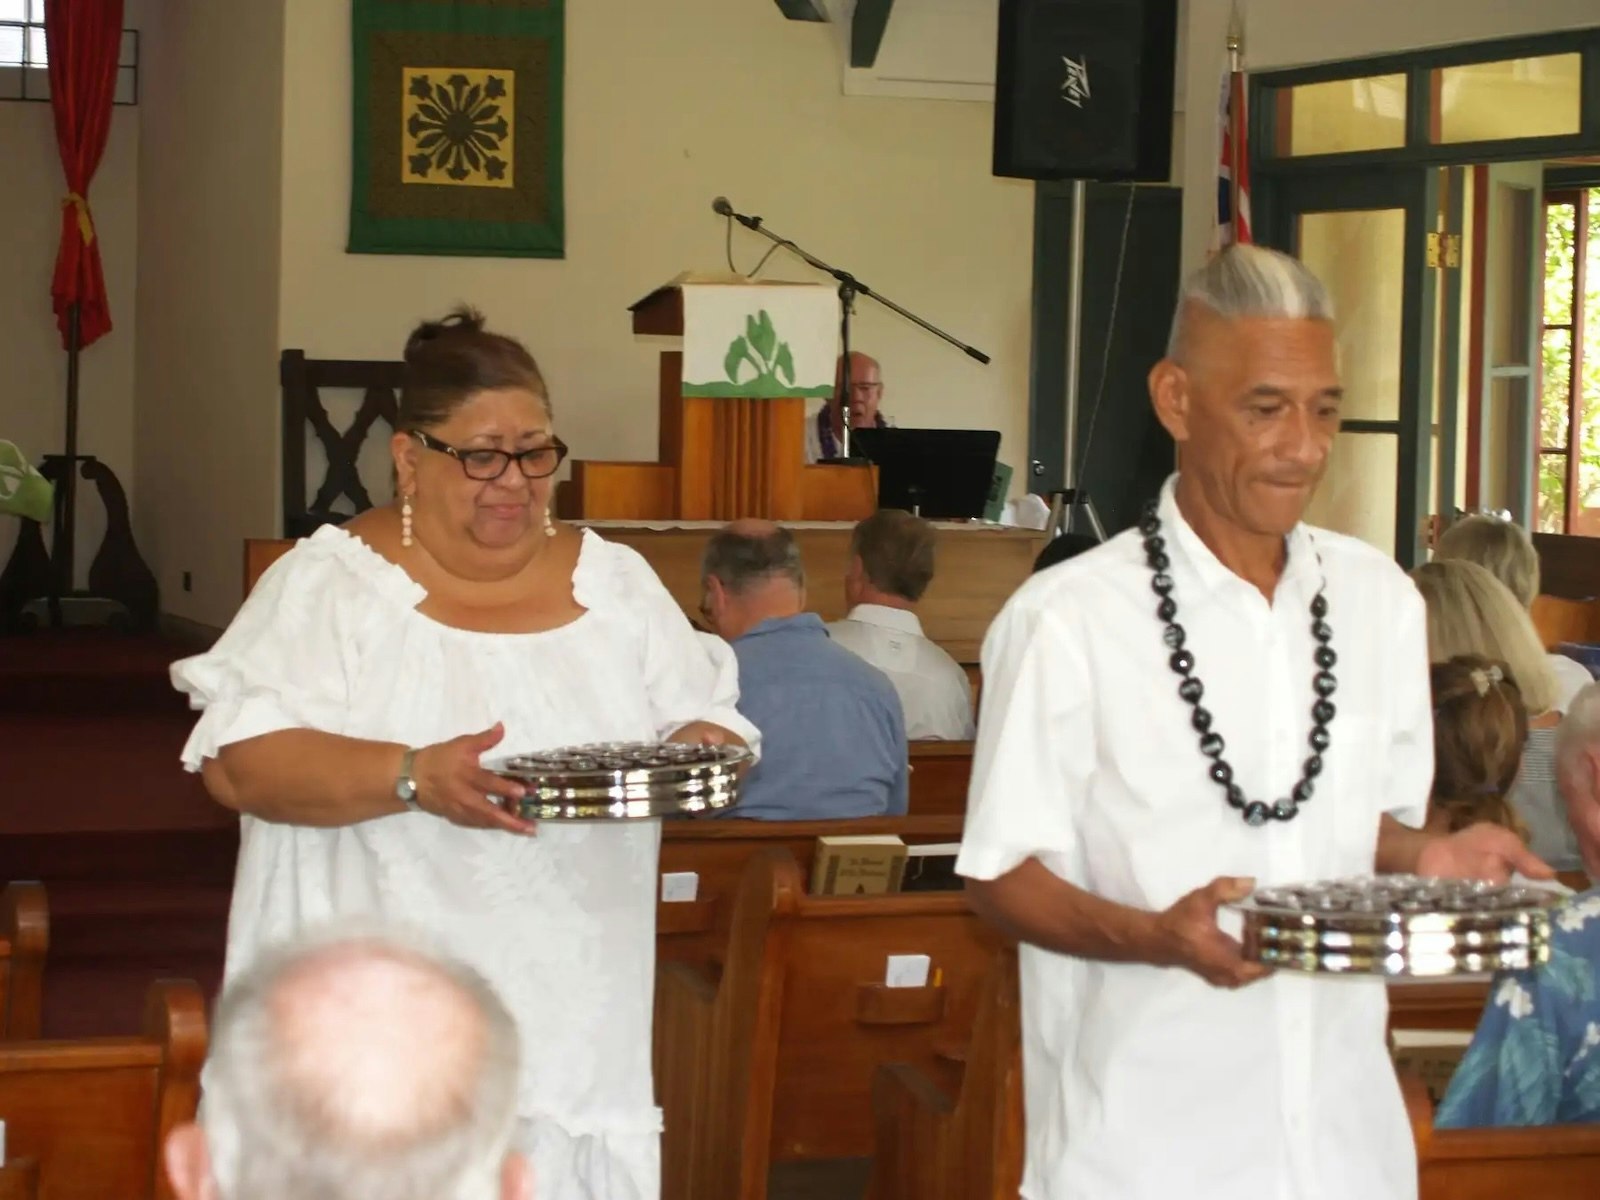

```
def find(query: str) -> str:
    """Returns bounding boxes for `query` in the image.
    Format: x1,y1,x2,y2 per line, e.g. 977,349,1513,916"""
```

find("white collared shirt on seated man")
827,603,975,740
956,475,1432,1200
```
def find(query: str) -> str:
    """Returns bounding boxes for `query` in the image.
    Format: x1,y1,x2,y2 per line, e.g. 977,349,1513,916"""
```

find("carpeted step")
43,880,232,964
42,959,225,1040
0,829,239,888
3,714,224,836
0,629,200,717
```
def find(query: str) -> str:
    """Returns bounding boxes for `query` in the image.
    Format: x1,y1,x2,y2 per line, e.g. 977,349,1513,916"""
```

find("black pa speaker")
993,0,1178,182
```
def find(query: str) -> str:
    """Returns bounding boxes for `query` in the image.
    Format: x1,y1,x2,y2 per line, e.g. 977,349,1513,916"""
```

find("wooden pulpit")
564,275,877,522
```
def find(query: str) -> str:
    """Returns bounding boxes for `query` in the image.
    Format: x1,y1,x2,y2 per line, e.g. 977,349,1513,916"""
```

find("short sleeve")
590,540,761,752
169,537,381,771
956,593,1091,883
1385,583,1432,828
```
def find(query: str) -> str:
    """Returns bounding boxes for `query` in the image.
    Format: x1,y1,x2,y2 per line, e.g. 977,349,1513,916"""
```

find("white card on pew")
661,872,699,902
885,953,931,988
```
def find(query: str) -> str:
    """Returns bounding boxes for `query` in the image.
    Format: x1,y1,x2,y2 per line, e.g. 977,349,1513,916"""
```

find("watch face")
396,776,417,802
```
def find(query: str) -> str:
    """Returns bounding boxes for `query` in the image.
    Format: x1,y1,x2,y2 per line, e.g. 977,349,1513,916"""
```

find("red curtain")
45,0,124,351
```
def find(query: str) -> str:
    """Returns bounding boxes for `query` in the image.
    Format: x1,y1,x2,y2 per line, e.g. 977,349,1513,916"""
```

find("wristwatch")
395,747,421,812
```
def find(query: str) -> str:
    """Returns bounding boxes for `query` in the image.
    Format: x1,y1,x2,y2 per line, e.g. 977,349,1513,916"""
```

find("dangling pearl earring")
401,494,415,548
543,509,557,538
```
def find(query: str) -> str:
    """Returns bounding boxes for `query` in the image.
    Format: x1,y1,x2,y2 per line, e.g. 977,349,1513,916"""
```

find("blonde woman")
1412,560,1580,870
1434,514,1593,711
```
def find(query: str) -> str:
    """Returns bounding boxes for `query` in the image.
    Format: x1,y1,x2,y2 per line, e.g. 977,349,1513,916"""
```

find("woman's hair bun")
404,304,487,361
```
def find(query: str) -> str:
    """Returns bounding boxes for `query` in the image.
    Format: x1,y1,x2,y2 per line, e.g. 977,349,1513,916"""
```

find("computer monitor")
849,428,1002,520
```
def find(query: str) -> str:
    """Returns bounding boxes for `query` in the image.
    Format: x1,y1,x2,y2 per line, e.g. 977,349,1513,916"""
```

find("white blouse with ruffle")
171,525,758,1200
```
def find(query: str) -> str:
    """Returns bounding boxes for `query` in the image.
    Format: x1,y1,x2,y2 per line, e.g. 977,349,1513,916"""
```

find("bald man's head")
271,942,491,1149
165,926,526,1200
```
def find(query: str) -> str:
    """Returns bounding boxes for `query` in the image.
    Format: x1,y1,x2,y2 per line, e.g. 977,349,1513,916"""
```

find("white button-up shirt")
827,604,976,741
957,476,1431,1200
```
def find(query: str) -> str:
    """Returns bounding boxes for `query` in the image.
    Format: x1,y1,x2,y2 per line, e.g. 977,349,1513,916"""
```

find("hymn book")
811,835,909,895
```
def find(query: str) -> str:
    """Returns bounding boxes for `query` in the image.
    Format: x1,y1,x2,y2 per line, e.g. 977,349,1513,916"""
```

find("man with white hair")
1435,681,1600,1126
163,924,530,1200
958,244,1547,1200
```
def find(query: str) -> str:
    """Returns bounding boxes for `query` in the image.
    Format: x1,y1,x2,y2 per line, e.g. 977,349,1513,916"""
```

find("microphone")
711,195,761,231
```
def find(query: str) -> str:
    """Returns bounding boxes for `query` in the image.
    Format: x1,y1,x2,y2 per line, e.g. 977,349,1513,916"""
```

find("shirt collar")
1157,474,1320,603
841,603,924,637
737,612,826,643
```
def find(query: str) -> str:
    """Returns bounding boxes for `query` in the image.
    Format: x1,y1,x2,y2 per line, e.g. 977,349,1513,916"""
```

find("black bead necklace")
1138,499,1337,827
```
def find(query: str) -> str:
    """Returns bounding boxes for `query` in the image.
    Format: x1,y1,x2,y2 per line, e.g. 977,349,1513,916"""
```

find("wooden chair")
0,979,206,1200
1404,1066,1600,1199
866,945,1023,1200
654,849,997,1200
657,814,965,966
0,882,47,1040
906,742,973,816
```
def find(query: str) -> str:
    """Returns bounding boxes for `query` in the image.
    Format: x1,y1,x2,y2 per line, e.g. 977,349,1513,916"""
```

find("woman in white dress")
172,308,756,1200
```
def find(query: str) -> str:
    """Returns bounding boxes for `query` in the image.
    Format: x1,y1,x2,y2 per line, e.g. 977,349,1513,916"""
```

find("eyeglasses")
411,429,569,481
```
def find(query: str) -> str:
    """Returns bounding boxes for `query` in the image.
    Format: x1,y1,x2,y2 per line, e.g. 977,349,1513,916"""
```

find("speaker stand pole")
1062,179,1089,533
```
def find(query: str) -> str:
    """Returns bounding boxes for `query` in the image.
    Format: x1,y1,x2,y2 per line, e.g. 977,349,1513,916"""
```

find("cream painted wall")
0,103,138,591
133,0,286,627
276,0,1034,521
1178,0,1600,270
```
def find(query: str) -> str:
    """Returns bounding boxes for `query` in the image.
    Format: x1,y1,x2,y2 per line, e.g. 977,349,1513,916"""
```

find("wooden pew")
1404,1067,1600,1199
0,882,47,1040
654,848,997,1200
657,815,964,966
0,978,206,1200
863,966,1506,1200
867,945,1022,1200
908,742,972,816
1386,980,1490,1033
1531,593,1600,650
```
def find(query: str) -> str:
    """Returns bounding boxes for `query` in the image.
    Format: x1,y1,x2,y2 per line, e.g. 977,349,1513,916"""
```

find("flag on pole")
1211,61,1253,254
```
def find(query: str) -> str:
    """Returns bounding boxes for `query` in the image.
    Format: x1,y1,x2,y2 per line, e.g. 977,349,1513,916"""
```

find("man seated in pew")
702,520,909,819
828,508,975,740
955,245,1546,1200
164,922,530,1200
1436,682,1600,1127
805,351,893,463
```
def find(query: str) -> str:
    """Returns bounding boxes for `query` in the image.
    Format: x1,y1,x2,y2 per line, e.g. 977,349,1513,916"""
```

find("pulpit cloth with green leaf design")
679,284,839,400
349,0,564,258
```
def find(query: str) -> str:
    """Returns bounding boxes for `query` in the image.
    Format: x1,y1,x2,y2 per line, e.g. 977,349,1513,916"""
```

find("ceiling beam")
850,0,894,69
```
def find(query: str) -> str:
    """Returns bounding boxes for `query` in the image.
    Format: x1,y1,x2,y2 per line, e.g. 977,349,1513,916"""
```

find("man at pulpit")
805,351,893,463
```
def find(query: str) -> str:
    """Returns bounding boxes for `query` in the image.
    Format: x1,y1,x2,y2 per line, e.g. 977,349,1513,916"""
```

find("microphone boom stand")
719,201,990,461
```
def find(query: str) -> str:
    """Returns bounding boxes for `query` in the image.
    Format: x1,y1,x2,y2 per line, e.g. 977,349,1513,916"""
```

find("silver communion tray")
1236,874,1563,977
485,741,751,820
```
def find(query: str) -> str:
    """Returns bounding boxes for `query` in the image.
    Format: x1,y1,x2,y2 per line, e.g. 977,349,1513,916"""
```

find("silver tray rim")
1232,876,1564,977
484,742,753,821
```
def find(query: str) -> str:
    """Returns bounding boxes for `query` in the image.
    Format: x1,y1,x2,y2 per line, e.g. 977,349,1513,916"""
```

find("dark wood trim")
1547,166,1600,191
1341,420,1405,434
1533,531,1600,598
1251,28,1600,91
1570,188,1590,531
1438,166,1466,522
1466,165,1490,509
1257,133,1598,175
850,0,894,69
